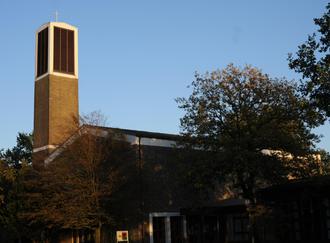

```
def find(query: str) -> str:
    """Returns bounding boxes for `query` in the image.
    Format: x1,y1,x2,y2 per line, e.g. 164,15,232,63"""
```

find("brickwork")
108,143,202,243
33,74,78,155
34,75,50,148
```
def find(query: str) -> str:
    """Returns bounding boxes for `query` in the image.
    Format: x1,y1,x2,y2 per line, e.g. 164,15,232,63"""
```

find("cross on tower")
55,11,59,22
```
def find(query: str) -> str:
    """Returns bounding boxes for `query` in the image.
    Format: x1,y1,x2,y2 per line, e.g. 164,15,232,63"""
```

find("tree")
21,112,134,243
0,133,33,168
177,64,324,201
0,132,33,243
0,159,17,240
288,3,330,118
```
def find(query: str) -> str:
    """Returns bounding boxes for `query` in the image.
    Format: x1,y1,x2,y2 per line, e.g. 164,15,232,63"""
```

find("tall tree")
177,64,324,200
288,3,330,118
21,112,133,243
0,132,33,242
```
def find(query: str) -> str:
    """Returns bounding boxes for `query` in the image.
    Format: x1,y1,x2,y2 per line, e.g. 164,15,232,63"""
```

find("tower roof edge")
36,22,78,33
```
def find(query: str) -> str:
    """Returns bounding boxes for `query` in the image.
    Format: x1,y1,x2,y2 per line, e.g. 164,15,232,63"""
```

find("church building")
28,17,330,243
32,21,200,243
31,21,260,243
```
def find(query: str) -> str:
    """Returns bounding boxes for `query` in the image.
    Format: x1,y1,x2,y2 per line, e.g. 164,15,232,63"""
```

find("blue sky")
0,0,329,151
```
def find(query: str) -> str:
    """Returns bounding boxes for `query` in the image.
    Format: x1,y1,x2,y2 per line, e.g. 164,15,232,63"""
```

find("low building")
259,176,330,243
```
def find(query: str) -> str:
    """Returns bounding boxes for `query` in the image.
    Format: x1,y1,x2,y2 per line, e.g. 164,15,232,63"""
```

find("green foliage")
0,132,33,242
177,64,323,200
288,3,330,118
0,132,33,168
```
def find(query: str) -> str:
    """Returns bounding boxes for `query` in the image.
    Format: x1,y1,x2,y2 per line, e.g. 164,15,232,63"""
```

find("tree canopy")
177,64,325,200
288,3,330,118
19,112,134,243
0,133,33,168
24,129,132,230
0,132,33,242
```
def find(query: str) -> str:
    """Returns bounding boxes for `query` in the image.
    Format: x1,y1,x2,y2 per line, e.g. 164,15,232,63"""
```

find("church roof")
86,124,181,141
44,124,182,164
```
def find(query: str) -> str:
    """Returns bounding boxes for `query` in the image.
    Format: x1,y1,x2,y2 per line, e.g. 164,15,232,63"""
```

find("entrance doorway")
149,212,186,243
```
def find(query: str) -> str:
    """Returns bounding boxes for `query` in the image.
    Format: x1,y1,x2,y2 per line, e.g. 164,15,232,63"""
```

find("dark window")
68,30,74,73
203,216,219,243
53,27,60,71
171,216,183,243
54,27,75,74
186,216,202,243
233,215,249,241
153,217,166,243
37,27,48,77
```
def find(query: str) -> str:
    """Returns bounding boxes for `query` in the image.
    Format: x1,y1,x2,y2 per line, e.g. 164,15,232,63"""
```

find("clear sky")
0,0,329,152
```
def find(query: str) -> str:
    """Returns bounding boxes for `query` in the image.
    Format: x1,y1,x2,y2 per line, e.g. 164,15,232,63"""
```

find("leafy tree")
0,132,33,243
320,149,330,174
177,64,323,201
288,3,330,118
0,133,33,168
0,159,16,231
21,112,133,243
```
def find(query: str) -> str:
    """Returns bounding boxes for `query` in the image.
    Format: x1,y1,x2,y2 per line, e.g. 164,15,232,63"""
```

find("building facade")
33,21,330,243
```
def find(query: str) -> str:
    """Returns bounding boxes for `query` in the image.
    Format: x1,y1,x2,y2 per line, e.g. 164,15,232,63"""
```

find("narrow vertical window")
37,27,48,77
153,217,166,243
54,27,75,74
60,28,67,72
68,30,74,73
54,27,60,71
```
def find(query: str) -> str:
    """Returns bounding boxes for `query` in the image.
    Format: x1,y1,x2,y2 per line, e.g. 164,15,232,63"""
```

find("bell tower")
33,22,79,165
